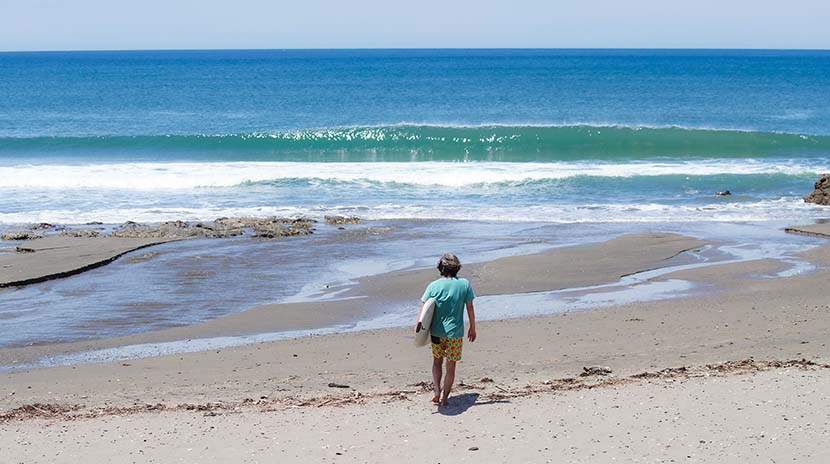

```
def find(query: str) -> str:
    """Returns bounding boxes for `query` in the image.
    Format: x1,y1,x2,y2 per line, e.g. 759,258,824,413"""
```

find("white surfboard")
414,297,436,347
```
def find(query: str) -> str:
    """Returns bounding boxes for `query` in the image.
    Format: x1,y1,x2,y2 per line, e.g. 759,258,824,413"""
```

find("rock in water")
715,190,731,196
60,229,101,238
804,174,830,205
324,215,361,225
111,220,245,239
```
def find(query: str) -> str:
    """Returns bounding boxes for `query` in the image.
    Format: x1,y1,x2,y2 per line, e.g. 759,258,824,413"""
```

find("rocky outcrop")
1,230,43,241
324,215,361,225
61,229,102,238
6,216,321,243
110,220,243,239
804,174,830,205
110,217,315,240
249,218,315,238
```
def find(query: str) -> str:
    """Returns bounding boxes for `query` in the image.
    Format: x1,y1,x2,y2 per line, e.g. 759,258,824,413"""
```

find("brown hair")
437,253,462,277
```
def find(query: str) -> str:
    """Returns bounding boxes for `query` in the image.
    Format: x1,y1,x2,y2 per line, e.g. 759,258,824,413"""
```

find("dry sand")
1,230,830,462
3,366,828,463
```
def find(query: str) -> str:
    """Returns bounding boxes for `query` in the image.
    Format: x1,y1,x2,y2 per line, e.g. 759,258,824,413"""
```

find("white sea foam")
0,160,823,190
0,198,825,226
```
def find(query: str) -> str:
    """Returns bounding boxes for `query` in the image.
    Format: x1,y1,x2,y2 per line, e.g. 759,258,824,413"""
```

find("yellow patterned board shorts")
431,336,463,361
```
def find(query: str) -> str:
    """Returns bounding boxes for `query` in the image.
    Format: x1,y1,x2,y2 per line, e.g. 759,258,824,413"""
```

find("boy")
417,253,477,406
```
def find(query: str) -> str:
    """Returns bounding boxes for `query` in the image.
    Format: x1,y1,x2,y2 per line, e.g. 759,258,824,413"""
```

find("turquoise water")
2,125,830,161
1,49,829,226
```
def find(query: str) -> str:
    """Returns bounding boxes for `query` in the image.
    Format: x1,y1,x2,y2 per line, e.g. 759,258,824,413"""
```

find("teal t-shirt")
421,277,475,338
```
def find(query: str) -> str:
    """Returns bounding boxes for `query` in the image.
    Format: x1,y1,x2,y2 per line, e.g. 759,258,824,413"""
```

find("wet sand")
785,222,830,239
0,236,174,288
2,229,830,462
0,232,704,366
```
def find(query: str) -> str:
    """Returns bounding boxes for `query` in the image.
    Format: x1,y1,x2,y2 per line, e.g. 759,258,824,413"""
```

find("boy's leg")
432,357,443,403
441,360,457,405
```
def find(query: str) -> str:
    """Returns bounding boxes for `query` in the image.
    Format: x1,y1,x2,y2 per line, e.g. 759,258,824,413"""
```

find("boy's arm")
466,300,477,342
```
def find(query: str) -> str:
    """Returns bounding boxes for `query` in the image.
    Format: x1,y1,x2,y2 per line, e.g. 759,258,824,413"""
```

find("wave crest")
2,125,829,161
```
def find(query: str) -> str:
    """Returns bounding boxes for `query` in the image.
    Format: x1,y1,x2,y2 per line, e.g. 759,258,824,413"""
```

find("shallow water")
0,219,825,370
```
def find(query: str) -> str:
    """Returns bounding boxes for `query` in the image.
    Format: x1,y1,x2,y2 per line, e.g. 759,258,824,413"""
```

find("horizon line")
2,46,830,54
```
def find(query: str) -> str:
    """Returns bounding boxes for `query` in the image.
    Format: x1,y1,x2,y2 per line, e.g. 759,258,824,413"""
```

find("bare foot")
439,397,449,407
431,394,441,404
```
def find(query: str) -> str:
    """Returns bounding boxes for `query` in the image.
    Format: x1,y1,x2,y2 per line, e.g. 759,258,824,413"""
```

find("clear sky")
1,0,828,51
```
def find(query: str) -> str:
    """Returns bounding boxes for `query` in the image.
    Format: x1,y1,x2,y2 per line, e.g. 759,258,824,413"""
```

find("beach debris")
327,382,350,389
468,446,479,451
0,403,81,421
3,359,828,423
14,244,37,253
408,381,433,392
804,173,830,205
480,377,494,383
457,381,484,390
580,366,613,377
324,215,361,225
715,190,732,196
316,398,336,407
2,230,43,241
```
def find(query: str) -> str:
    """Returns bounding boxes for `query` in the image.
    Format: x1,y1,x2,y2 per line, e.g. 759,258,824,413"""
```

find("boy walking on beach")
418,253,476,406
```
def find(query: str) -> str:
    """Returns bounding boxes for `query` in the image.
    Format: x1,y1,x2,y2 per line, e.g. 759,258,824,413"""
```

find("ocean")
2,49,830,354
1,49,830,226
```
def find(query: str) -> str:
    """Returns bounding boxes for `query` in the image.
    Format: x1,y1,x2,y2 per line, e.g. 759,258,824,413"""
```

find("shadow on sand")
435,392,510,416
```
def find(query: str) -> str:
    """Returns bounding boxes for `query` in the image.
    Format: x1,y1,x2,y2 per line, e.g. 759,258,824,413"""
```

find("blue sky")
1,0,828,51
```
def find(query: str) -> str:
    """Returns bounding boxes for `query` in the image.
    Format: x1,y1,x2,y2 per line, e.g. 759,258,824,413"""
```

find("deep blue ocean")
1,48,830,225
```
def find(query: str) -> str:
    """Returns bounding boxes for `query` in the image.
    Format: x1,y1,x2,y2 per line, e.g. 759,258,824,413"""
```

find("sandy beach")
3,36,830,464
1,225,830,462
